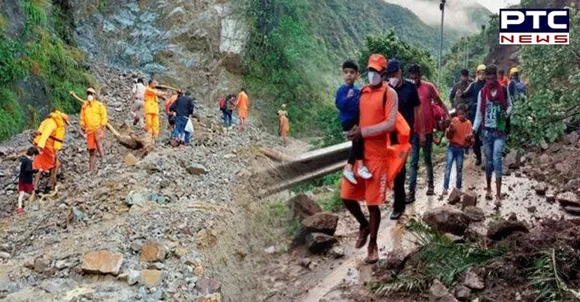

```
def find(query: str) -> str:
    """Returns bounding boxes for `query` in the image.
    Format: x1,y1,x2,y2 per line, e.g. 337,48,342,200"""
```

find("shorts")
18,181,35,194
340,160,388,206
33,147,59,171
86,129,105,150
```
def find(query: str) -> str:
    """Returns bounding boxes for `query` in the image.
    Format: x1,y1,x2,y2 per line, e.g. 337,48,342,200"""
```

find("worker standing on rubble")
71,88,108,171
32,110,70,194
131,78,146,128
143,80,167,138
278,108,290,147
341,54,398,264
237,88,250,131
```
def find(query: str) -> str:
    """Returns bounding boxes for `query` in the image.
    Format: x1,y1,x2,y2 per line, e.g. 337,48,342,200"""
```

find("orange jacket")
34,111,68,150
279,115,290,133
237,91,249,110
80,100,108,132
144,87,160,114
165,94,178,114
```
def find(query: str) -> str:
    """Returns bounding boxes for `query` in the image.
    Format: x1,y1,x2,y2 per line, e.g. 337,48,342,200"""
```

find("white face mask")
388,77,400,87
408,79,416,84
87,95,94,101
368,71,382,86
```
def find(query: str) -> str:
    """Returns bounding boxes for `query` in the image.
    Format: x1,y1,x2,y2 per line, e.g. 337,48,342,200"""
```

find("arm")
449,84,457,105
69,92,85,103
506,88,513,116
169,99,178,113
25,160,39,173
361,88,398,138
473,91,483,131
334,87,349,110
431,83,449,114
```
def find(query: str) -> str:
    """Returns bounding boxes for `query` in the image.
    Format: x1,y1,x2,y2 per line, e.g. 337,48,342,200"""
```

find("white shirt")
132,83,146,100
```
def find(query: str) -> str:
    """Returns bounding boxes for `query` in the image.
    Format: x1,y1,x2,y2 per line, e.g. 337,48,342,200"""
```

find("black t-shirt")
393,80,421,131
19,157,38,183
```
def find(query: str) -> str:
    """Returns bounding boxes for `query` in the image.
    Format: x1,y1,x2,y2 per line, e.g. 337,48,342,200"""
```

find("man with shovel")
71,88,108,171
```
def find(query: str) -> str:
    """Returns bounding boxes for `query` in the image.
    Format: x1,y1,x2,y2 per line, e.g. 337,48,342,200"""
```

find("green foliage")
293,172,341,193
317,181,342,212
511,6,580,147
0,0,94,141
528,249,580,301
359,31,436,81
372,220,502,295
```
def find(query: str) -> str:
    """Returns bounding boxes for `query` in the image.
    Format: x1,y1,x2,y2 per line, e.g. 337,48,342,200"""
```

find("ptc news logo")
500,9,570,45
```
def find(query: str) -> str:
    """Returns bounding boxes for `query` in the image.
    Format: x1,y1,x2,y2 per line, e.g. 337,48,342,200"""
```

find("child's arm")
334,86,350,110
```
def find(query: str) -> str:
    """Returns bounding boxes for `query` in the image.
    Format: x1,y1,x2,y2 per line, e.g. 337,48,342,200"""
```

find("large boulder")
464,206,485,222
487,220,529,240
423,206,470,235
288,194,322,221
302,212,339,236
81,250,123,275
140,241,167,262
305,233,338,254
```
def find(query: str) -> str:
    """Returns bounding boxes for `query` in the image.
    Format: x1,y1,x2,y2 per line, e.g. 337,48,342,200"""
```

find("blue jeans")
223,110,233,127
482,129,506,178
172,116,191,144
443,145,464,190
409,133,434,193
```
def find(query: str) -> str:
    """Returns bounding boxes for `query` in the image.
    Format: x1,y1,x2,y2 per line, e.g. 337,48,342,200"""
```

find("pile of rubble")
0,64,294,301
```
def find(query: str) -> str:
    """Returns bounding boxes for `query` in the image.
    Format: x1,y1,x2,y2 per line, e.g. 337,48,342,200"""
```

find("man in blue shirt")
385,59,421,219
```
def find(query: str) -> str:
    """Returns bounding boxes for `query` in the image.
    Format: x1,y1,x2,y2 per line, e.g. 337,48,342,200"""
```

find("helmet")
476,64,486,72
510,67,519,75
86,88,97,94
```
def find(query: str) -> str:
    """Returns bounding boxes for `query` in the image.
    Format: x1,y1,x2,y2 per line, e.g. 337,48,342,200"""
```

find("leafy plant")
528,249,580,301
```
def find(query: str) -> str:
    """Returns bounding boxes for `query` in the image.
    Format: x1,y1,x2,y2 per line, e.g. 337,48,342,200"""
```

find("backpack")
218,98,226,110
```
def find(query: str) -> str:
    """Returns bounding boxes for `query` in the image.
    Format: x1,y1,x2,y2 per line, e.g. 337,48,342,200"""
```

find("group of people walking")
335,54,526,263
217,88,250,131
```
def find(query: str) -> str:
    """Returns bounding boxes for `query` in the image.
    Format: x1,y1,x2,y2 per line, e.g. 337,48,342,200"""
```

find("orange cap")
368,54,388,72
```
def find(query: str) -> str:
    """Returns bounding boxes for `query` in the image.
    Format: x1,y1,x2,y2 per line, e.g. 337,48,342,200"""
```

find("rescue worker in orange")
237,88,250,131
32,110,70,193
278,105,290,146
143,80,168,137
498,69,509,88
71,88,108,171
341,54,399,264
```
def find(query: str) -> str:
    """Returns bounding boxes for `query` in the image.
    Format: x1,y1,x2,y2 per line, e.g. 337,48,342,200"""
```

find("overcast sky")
475,0,521,13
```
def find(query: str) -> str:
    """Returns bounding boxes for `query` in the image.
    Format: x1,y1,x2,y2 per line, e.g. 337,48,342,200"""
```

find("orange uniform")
279,114,289,138
341,82,399,206
144,87,161,136
447,117,473,147
80,100,108,150
237,91,249,119
499,76,509,88
33,111,69,171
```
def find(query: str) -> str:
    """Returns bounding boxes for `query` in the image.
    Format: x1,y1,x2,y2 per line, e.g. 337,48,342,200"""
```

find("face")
150,81,158,87
486,73,497,84
477,71,485,80
461,75,468,82
343,68,358,85
457,109,466,120
408,72,420,83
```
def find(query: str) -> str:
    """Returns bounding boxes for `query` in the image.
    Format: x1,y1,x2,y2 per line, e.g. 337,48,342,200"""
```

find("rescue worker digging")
71,88,108,171
32,110,70,194
341,54,398,264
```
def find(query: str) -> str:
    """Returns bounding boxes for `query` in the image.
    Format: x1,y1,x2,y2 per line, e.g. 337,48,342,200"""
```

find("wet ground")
261,154,572,302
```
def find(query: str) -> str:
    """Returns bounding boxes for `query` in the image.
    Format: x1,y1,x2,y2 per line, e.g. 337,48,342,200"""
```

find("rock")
534,183,548,196
0,243,12,253
196,278,221,295
505,152,521,169
527,206,537,213
487,220,529,240
305,233,338,254
140,241,167,262
557,192,580,207
0,252,10,259
565,131,579,145
540,141,549,150
329,246,345,259
463,268,485,290
81,250,123,275
288,194,323,221
194,264,204,276
454,285,472,299
546,193,556,203
555,162,571,174
131,240,144,252
429,279,458,302
140,269,164,288
461,192,477,209
55,260,69,270
34,257,52,273
423,206,470,235
563,206,580,216
196,293,222,302
464,206,485,222
444,233,464,243
186,163,208,175
385,248,411,271
565,179,580,191
127,269,141,285
302,212,339,236
299,258,312,269
125,153,138,166
448,188,463,205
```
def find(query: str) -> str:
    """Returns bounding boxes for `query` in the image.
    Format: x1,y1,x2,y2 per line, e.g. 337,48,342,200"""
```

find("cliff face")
67,0,247,103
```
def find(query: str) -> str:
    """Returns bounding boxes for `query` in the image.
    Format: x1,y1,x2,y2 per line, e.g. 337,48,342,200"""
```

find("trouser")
483,129,506,179
468,111,482,161
393,166,406,213
443,145,465,190
172,116,191,144
223,110,233,127
145,113,160,137
409,133,434,193
342,119,364,165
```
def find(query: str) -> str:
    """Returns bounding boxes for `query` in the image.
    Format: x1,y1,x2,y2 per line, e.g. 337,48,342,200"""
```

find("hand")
347,89,354,98
419,134,426,147
347,126,362,141
455,89,462,97
69,91,75,96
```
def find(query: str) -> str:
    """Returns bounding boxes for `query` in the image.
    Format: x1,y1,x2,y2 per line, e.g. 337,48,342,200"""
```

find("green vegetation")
372,221,502,295
0,0,94,141
528,249,580,301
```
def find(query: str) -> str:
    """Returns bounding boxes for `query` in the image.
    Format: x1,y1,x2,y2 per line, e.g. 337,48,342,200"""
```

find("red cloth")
480,81,507,126
18,181,35,194
414,81,440,134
